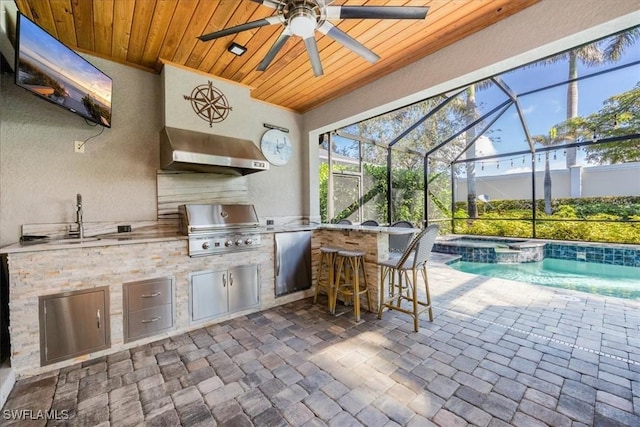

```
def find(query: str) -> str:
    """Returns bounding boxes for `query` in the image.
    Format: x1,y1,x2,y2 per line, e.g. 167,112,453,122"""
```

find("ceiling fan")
198,0,429,77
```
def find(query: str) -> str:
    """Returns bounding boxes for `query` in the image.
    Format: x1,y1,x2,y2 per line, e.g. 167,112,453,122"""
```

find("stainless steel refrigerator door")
275,231,312,297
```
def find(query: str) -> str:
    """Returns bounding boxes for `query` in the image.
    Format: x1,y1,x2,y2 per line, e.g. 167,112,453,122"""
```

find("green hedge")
453,196,640,244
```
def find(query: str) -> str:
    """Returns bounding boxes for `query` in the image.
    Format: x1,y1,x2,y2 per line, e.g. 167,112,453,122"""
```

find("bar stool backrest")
391,221,413,228
337,219,352,224
389,220,414,252
395,224,440,269
361,220,379,226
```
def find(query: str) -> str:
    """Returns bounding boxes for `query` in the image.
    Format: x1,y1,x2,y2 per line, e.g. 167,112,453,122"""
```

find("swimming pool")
450,258,640,299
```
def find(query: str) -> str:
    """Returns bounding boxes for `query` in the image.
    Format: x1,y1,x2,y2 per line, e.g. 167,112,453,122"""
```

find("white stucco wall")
582,163,640,197
0,59,303,247
301,0,640,218
455,163,640,202
161,63,303,220
0,55,162,246
456,170,569,202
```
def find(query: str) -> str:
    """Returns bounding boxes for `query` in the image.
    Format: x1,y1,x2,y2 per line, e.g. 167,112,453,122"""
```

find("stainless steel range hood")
160,126,269,176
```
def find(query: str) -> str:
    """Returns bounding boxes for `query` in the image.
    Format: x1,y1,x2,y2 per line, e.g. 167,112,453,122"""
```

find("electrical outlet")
74,141,85,153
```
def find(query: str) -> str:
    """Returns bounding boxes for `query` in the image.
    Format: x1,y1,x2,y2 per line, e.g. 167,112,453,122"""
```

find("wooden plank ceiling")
15,0,540,113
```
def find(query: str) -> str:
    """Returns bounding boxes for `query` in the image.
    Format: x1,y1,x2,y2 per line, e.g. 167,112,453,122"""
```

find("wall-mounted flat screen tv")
14,12,112,128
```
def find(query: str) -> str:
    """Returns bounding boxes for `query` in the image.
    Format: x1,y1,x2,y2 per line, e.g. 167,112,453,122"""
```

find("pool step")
433,239,546,263
495,248,520,254
495,247,521,264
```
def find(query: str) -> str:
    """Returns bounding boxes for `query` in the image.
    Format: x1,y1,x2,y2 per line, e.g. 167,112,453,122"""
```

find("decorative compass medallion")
183,81,232,127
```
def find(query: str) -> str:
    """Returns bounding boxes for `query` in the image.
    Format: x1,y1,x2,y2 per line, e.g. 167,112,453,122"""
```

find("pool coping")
434,234,640,267
437,234,640,249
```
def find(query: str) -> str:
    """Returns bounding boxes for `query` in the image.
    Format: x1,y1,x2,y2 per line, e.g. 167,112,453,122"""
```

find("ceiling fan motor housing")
285,1,323,37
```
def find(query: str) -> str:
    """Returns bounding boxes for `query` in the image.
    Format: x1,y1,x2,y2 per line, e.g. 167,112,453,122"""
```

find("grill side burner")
179,204,262,257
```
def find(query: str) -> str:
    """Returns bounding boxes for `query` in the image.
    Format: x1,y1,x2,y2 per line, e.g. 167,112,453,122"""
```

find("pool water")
451,258,640,299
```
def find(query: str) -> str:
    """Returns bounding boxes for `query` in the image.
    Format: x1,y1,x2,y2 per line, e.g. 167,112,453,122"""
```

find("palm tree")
563,47,602,166
531,128,562,215
536,29,639,169
465,85,479,218
523,28,639,221
463,80,493,219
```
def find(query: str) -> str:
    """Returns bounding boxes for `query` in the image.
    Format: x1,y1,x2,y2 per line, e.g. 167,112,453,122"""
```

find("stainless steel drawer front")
123,277,175,343
127,305,173,340
127,278,172,311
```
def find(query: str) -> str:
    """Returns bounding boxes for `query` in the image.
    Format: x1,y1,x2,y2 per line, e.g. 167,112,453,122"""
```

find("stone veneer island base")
3,224,415,378
4,234,315,378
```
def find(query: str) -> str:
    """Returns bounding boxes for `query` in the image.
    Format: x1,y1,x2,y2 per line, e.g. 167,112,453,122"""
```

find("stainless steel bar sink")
52,238,101,244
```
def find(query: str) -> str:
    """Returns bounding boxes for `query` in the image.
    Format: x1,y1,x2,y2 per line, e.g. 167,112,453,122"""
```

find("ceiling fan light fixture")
289,7,317,38
227,42,247,56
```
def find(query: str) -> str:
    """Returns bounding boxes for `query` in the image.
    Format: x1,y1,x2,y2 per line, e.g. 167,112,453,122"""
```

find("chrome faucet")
74,193,84,239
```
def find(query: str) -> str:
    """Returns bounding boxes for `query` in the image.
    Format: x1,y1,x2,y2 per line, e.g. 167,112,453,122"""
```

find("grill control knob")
225,240,233,247
245,238,253,245
235,239,243,246
202,242,210,250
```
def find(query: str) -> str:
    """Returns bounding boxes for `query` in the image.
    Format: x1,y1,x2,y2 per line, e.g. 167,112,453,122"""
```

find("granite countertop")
0,230,187,254
0,223,419,254
0,224,317,254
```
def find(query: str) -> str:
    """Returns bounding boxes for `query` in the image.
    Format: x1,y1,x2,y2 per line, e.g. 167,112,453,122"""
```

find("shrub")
452,199,640,243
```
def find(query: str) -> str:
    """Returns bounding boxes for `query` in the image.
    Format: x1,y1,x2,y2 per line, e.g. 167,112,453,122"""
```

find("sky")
331,26,640,180
470,30,639,177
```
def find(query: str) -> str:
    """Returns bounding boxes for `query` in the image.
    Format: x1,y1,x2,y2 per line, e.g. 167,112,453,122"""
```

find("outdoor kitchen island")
1,223,418,378
312,223,420,316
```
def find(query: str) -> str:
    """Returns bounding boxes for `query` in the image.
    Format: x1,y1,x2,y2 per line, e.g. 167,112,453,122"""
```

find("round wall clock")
260,129,292,166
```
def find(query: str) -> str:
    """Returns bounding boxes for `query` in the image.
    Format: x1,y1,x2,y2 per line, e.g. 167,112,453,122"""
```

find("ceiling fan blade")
199,15,282,41
325,6,428,20
303,35,323,77
249,0,285,9
318,22,380,64
257,28,292,71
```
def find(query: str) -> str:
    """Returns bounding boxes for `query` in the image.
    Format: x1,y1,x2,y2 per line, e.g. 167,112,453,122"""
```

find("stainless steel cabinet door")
190,270,227,322
40,287,110,365
228,265,259,312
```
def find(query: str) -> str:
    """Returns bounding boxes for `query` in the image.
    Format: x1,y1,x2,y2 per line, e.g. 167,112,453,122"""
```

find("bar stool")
314,246,343,313
377,224,439,332
333,249,373,322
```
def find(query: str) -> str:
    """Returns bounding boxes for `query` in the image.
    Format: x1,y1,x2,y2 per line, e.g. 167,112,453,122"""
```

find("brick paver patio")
2,254,639,426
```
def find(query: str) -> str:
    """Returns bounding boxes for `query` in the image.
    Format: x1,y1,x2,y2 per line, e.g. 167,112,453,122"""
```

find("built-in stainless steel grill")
178,204,262,257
